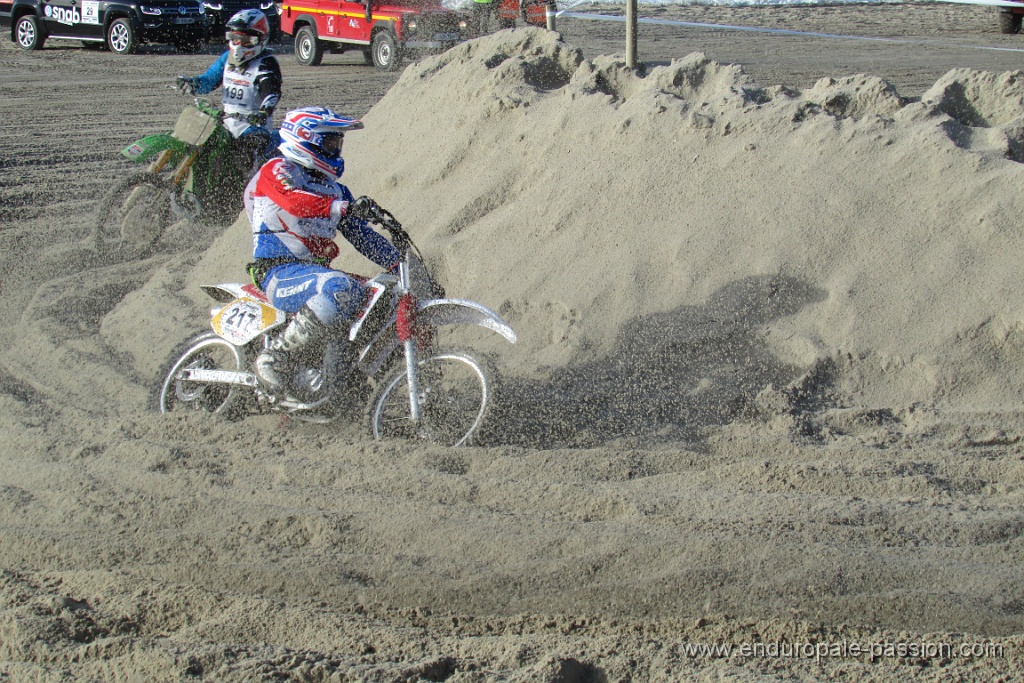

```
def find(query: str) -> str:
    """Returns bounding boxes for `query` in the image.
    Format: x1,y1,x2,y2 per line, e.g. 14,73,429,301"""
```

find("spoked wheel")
170,189,202,222
369,351,490,447
92,171,173,259
155,332,245,415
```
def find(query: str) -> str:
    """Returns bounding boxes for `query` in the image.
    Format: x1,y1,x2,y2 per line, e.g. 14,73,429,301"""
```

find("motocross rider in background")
176,9,281,173
243,106,399,391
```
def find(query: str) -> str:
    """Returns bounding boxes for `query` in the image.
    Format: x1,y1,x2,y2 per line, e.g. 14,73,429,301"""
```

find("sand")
2,2,1024,680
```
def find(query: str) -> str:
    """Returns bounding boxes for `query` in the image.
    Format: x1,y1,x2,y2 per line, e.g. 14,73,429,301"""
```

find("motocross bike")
92,98,268,259
154,203,517,447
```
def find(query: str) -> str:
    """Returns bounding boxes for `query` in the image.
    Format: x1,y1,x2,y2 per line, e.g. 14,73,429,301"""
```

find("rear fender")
201,283,259,302
372,21,397,42
292,14,320,34
121,133,190,164
356,298,516,378
12,7,47,38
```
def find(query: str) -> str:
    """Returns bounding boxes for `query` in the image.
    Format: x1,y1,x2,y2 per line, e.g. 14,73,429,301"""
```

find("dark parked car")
1,0,210,53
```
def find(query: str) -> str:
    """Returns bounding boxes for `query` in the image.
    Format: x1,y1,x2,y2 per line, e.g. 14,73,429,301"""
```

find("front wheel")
294,25,324,66
92,171,173,259
155,332,246,415
107,18,138,55
371,30,401,72
369,351,490,447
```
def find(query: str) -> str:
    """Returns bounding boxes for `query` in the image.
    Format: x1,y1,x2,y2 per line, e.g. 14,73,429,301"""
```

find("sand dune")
2,5,1024,680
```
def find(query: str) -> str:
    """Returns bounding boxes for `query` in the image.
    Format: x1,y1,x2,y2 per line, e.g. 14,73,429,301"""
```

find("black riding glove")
348,196,379,220
176,76,198,96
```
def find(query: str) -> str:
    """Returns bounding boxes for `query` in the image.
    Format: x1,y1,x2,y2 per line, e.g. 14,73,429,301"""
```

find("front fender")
122,132,190,163
357,298,516,378
417,298,517,344
371,20,397,40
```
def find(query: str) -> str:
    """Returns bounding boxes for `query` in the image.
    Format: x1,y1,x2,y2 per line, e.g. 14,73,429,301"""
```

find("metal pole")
626,0,637,68
546,0,556,31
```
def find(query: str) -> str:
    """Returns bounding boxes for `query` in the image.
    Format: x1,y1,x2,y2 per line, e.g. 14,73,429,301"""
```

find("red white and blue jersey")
244,158,399,270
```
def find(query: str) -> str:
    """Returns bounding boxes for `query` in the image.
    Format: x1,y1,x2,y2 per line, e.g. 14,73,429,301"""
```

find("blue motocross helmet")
277,107,364,182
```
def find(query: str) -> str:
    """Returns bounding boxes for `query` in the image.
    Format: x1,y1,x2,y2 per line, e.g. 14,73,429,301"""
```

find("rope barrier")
555,3,1024,54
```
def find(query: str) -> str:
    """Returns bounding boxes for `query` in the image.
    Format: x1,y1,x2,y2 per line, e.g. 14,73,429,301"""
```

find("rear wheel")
14,15,44,50
369,351,490,447
155,332,245,415
371,30,401,72
92,171,172,259
294,25,323,66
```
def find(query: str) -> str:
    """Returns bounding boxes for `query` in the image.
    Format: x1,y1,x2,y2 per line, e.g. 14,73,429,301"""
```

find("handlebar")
359,202,445,297
369,205,411,253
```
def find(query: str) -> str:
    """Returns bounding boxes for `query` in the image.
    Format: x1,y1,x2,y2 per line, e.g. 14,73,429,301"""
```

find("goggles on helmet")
227,31,260,46
319,133,344,158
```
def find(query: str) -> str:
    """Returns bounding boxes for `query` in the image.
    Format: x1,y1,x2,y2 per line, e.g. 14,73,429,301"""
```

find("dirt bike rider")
175,9,281,171
243,106,399,391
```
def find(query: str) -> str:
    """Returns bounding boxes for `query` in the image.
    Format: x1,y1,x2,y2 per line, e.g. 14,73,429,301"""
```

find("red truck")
280,0,470,71
496,0,546,30
1000,1,1024,34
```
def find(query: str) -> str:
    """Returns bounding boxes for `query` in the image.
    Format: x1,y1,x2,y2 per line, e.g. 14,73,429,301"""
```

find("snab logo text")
45,4,81,24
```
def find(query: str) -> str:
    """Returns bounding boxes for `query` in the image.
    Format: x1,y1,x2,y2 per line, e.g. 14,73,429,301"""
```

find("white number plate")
174,17,195,24
211,297,284,345
433,32,461,41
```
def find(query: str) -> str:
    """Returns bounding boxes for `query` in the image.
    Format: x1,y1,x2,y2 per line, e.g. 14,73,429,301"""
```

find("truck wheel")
371,30,401,72
14,15,45,50
295,26,324,66
999,11,1022,34
107,18,138,55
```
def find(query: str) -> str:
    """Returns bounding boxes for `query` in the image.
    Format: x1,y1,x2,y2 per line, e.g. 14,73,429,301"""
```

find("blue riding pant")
263,262,364,327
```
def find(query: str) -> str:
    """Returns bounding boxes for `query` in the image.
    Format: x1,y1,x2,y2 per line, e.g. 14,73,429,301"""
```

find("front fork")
395,261,422,422
148,148,200,189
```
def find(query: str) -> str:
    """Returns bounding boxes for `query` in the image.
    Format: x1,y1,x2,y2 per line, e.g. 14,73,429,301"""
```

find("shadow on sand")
482,275,829,448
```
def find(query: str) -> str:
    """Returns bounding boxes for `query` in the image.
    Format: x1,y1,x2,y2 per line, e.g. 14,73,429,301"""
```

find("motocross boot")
255,307,328,391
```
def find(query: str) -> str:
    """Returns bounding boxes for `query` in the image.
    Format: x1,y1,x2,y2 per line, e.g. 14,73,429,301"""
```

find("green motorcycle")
92,99,261,259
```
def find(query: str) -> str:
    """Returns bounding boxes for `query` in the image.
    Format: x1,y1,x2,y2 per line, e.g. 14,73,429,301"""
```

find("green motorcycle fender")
121,133,191,164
